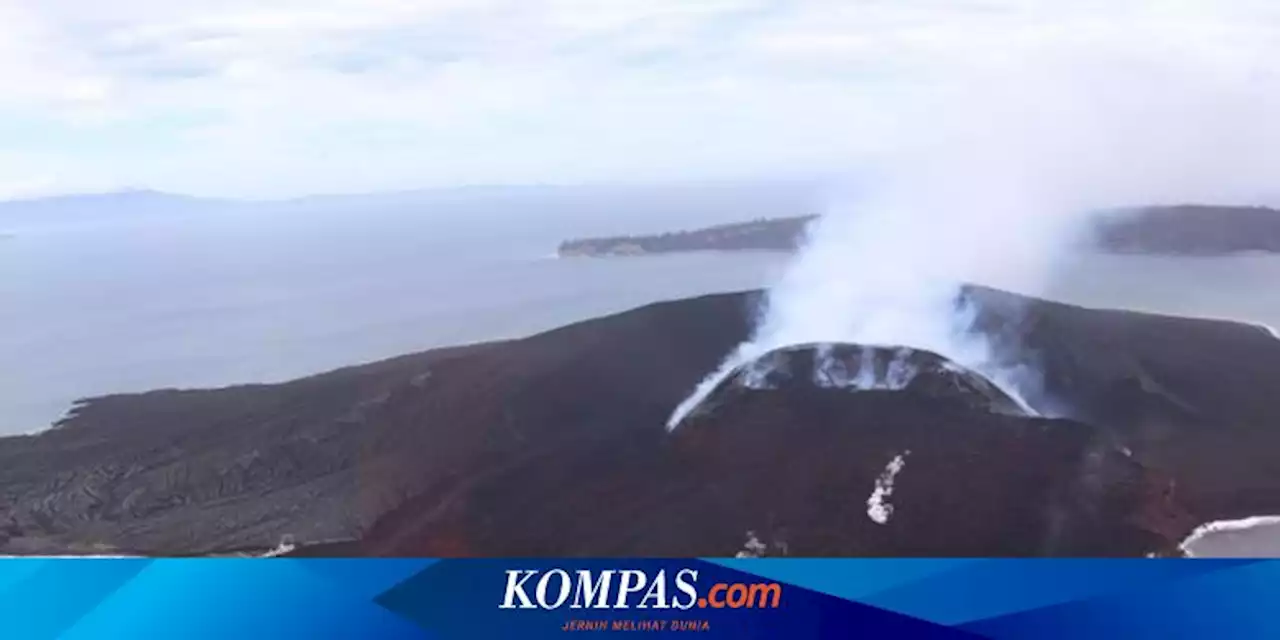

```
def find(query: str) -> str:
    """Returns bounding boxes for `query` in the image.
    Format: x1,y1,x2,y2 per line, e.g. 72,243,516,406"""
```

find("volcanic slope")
2,287,1279,557
340,342,1194,557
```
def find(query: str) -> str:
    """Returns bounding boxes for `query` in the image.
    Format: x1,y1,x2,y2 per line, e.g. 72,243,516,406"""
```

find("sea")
5,199,1280,435
0,192,799,436
4,193,1280,554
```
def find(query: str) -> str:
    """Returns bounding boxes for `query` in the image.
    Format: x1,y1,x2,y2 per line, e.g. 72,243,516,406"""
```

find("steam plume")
669,11,1280,430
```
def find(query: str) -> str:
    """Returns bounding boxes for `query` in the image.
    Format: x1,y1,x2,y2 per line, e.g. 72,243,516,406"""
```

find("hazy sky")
2,0,1278,198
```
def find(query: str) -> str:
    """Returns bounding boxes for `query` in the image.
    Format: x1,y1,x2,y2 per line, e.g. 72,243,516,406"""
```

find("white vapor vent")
867,452,910,525
811,345,919,391
668,10,1280,430
735,531,768,558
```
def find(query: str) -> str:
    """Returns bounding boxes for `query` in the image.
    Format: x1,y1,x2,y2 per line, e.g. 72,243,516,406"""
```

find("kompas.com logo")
498,568,782,610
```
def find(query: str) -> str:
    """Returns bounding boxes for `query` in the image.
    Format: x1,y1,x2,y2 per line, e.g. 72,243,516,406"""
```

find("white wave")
1179,515,1280,557
1204,317,1280,342
0,554,139,558
259,535,297,557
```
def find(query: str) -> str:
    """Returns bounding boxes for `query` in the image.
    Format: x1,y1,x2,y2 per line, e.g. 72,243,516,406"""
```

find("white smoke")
669,6,1280,430
734,531,768,558
812,345,919,391
867,451,910,525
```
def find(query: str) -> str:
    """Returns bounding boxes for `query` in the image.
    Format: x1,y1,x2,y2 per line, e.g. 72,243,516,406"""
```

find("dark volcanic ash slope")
0,294,756,555
337,343,1193,558
963,286,1280,521
664,344,1194,557
1,287,1279,556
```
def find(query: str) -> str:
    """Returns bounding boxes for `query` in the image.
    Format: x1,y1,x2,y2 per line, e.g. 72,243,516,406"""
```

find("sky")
2,0,1279,199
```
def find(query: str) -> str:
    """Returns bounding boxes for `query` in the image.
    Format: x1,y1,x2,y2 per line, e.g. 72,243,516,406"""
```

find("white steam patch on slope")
867,452,909,525
735,531,768,558
669,7,1280,430
811,345,917,390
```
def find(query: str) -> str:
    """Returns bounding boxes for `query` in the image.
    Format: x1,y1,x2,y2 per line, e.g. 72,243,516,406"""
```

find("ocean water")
1043,252,1280,334
4,202,1280,438
0,203,792,435
6,202,1280,555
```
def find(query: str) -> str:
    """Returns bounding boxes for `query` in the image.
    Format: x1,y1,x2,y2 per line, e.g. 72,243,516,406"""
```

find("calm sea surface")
0,205,790,434
4,205,1280,436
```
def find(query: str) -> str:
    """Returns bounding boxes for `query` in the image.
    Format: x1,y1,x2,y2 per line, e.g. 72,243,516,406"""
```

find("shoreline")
33,281,1280,438
4,287,1280,556
1181,516,1280,557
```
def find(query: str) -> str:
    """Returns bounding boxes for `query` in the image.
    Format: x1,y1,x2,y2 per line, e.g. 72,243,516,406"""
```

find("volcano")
680,342,1031,423
650,343,1193,557
2,287,1279,557
295,341,1195,558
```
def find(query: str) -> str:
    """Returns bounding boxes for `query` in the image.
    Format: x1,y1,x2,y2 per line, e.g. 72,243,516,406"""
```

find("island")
557,205,1280,257
557,215,818,257
1093,204,1280,255
4,285,1280,557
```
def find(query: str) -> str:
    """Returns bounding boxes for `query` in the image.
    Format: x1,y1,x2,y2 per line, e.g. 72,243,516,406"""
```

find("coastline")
1181,516,1280,557
555,205,1280,259
6,287,1280,557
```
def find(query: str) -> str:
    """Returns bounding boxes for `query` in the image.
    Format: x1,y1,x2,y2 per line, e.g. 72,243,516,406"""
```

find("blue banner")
0,558,1274,639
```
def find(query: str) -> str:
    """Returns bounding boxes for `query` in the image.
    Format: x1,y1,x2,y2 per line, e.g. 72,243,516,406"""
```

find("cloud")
1,0,1278,197
663,0,1280,429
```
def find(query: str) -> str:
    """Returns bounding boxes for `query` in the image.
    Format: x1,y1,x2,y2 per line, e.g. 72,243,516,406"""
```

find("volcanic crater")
2,286,1279,557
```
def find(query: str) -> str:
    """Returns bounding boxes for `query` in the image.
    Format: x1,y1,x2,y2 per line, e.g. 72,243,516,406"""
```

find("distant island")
557,205,1280,257
557,215,818,257
1093,205,1280,255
